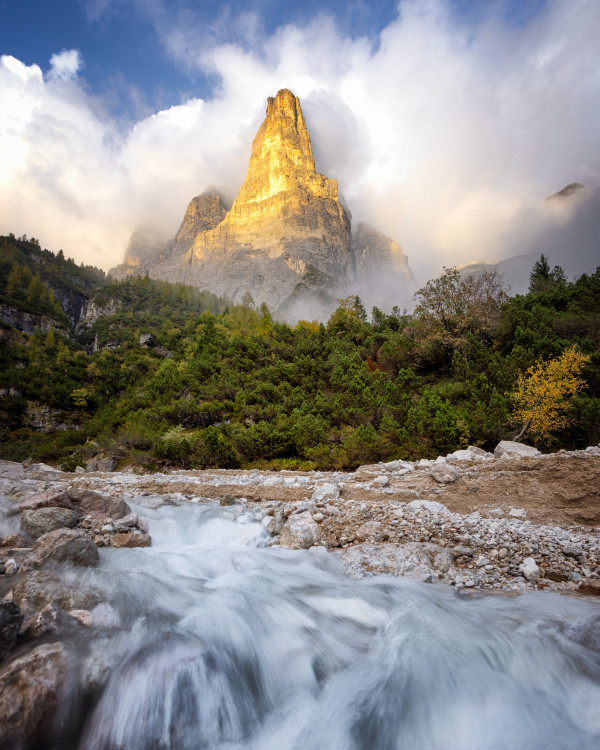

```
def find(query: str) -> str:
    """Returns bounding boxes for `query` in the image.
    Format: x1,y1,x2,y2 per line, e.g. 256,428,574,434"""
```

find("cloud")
0,0,599,282
48,49,83,81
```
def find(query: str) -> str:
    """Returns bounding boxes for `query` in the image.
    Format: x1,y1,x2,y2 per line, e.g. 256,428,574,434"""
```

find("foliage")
1,234,599,469
512,345,591,443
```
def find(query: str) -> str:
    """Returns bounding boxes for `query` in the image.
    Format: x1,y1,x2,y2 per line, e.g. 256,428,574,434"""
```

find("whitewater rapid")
48,501,600,749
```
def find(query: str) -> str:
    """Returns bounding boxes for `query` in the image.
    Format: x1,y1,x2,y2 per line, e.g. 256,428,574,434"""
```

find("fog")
0,0,598,284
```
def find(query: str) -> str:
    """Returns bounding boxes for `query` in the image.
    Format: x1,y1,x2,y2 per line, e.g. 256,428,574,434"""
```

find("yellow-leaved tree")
512,345,590,442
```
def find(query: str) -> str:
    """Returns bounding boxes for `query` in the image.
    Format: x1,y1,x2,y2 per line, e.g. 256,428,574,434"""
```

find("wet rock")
546,569,569,582
15,489,74,512
280,511,321,549
519,557,541,581
25,603,76,640
430,463,460,484
109,531,151,548
20,507,80,540
31,528,99,568
86,454,118,472
67,489,130,519
133,494,173,509
0,600,23,660
68,609,93,627
113,513,138,531
12,570,103,613
0,532,31,548
220,494,236,506
311,483,340,502
3,558,18,576
494,441,541,459
264,508,285,535
578,580,600,596
0,642,66,747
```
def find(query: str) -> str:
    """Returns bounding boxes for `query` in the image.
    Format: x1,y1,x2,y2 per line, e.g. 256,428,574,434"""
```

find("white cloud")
48,49,83,81
0,0,599,281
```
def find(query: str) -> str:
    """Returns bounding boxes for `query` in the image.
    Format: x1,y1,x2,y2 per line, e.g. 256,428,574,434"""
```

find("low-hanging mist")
0,0,599,283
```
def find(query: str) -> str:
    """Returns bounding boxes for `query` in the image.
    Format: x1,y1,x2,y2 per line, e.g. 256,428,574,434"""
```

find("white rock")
279,511,321,549
494,441,541,459
519,557,541,581
509,508,526,518
407,499,451,514
311,483,340,502
416,459,432,468
475,556,489,567
264,476,284,487
369,476,389,488
430,463,460,484
4,558,18,576
446,449,475,463
380,460,414,473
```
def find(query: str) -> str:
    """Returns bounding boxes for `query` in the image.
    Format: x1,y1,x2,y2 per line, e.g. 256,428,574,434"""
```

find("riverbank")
2,443,599,596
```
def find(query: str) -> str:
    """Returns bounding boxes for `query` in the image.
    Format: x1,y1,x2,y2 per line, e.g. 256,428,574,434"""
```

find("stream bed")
36,501,600,749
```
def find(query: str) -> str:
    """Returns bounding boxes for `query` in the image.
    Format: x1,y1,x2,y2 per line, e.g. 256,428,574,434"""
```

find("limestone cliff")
112,89,415,315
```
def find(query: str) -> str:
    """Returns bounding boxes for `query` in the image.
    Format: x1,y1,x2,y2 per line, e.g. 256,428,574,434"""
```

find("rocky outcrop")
0,643,66,747
112,89,414,316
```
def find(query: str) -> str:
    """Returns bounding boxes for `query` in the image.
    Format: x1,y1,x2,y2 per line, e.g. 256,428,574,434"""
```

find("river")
38,500,600,749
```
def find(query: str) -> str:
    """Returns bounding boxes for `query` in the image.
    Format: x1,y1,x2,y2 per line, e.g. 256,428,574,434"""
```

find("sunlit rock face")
114,89,415,315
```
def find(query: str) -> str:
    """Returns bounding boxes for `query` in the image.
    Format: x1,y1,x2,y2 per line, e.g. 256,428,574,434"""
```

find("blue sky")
1,0,546,118
0,0,598,278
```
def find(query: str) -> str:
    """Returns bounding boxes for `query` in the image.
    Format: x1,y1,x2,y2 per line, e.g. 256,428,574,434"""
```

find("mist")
0,0,598,284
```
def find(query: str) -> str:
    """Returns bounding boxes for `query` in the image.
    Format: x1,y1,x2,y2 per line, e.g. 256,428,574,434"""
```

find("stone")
31,528,99,568
67,489,130,519
68,609,93,627
430,463,460,484
220,494,236,506
0,532,31,548
509,508,526,518
15,489,74,512
578,580,600,596
3,558,18,576
86,454,118,472
475,556,490,567
264,476,285,486
0,642,65,746
113,513,138,530
467,445,494,458
0,600,23,660
355,521,382,541
494,441,541,459
562,546,583,558
311,483,340,502
109,531,151,548
12,571,103,613
20,507,80,540
25,603,75,640
139,332,157,348
407,499,451,514
380,460,414,473
519,557,541,581
453,546,474,558
279,511,321,549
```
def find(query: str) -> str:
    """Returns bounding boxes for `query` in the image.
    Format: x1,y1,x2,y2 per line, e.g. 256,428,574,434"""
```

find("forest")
1,235,598,471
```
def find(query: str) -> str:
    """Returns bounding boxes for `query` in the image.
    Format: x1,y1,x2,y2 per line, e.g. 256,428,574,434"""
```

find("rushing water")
42,501,600,749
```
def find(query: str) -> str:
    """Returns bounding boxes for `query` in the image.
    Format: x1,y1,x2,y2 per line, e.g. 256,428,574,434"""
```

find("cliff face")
114,89,414,314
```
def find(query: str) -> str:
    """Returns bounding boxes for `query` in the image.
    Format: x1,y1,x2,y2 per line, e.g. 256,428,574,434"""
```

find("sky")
0,0,599,281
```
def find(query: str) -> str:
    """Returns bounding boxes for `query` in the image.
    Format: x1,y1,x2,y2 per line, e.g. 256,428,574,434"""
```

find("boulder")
20,508,79,540
494,441,541,459
12,570,103,613
519,557,541,581
279,511,321,549
380,460,414,473
24,603,77,640
0,532,31,548
67,489,130,519
311,483,340,502
139,332,157,348
109,531,151,548
0,600,23,660
113,513,138,531
430,462,460,484
86,453,118,472
15,489,74,512
0,642,65,747
31,528,99,568
355,521,382,542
